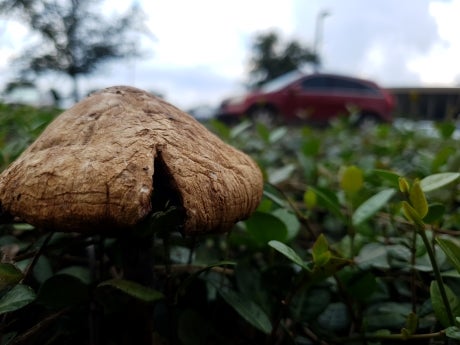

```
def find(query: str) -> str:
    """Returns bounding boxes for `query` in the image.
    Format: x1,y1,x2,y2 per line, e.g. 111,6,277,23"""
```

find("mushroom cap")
0,86,263,234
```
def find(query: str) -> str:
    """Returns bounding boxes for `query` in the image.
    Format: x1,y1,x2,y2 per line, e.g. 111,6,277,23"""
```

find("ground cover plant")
1,104,460,344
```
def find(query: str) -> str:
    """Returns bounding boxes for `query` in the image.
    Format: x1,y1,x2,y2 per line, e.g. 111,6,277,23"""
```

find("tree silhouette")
248,31,318,88
0,0,148,101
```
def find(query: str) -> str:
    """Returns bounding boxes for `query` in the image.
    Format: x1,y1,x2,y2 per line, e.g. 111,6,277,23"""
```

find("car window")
331,78,379,94
301,75,380,95
301,76,331,89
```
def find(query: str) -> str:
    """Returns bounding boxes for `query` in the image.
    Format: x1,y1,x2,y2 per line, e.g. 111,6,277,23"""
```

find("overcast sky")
1,0,460,109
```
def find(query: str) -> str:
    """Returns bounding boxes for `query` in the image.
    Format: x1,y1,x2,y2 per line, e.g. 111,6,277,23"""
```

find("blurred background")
1,0,460,120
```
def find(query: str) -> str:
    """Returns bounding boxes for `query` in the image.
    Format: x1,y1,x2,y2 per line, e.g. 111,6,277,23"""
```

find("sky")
1,0,460,110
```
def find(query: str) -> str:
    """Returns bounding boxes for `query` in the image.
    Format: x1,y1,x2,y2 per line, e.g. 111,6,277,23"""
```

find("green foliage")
0,103,61,169
3,106,460,344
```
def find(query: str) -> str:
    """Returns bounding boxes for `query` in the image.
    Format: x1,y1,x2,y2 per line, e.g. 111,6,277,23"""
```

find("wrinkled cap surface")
0,86,263,234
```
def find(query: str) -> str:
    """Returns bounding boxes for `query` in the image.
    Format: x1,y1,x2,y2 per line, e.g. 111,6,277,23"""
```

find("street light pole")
313,10,330,72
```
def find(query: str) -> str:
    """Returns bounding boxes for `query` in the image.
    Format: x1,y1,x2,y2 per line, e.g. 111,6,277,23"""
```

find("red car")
217,71,395,125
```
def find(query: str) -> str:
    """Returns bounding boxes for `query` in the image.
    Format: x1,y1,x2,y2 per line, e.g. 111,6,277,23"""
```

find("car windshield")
260,70,305,93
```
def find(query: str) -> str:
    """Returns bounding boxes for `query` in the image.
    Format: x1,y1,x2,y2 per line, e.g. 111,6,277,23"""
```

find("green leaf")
437,122,456,139
356,243,390,270
301,137,321,156
309,255,351,283
263,188,288,208
33,256,53,284
268,240,310,271
402,201,425,227
37,274,90,308
365,303,412,331
312,234,331,266
303,188,317,209
309,186,346,222
436,237,460,274
0,263,24,291
291,288,331,322
432,146,456,171
398,177,410,194
446,326,460,340
0,284,36,315
352,189,396,226
423,203,445,224
430,281,459,327
57,266,91,285
271,208,301,241
268,164,296,185
338,269,377,302
12,223,35,231
256,122,270,142
269,127,288,143
229,120,252,139
218,288,272,334
372,169,400,188
409,180,428,218
98,279,164,303
317,302,350,332
178,261,236,299
245,211,288,245
235,263,269,314
404,312,418,335
420,172,460,192
340,165,363,194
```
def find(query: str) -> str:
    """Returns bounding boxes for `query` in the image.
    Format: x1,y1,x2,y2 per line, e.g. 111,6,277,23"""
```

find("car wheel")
216,114,239,125
249,106,279,127
356,112,381,128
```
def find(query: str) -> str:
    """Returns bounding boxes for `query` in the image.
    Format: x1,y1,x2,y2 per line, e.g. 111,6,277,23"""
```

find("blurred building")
388,87,460,121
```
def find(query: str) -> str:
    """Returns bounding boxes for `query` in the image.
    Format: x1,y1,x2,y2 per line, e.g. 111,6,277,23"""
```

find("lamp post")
313,10,330,72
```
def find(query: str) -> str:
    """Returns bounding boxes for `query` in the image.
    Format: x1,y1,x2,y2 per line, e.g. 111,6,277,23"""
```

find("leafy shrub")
2,107,460,344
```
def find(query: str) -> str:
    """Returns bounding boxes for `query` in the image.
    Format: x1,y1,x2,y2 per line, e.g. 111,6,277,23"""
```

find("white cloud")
407,0,460,85
143,1,294,76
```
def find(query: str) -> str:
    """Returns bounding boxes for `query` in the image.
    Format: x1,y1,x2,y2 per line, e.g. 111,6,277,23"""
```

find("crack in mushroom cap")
0,86,263,234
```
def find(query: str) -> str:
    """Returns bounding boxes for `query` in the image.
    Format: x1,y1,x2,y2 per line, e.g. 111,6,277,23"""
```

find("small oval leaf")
340,166,363,194
409,180,428,218
420,173,460,192
430,281,459,328
436,237,460,275
218,288,272,334
268,164,296,185
0,263,24,291
268,240,310,271
352,189,396,226
312,234,330,265
98,279,164,303
303,188,317,209
402,201,425,228
0,284,36,315
245,211,288,245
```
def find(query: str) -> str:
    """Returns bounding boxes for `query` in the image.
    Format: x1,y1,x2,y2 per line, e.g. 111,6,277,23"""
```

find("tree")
248,31,318,88
0,0,148,101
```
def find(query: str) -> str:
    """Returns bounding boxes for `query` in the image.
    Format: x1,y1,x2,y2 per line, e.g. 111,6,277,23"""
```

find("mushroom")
0,86,263,235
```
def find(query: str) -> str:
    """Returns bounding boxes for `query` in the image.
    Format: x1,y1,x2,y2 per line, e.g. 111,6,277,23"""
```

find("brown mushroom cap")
0,86,263,234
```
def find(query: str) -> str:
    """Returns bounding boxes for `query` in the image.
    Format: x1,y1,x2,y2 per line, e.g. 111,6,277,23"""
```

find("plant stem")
417,224,455,326
21,231,54,285
334,329,446,343
410,229,417,313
